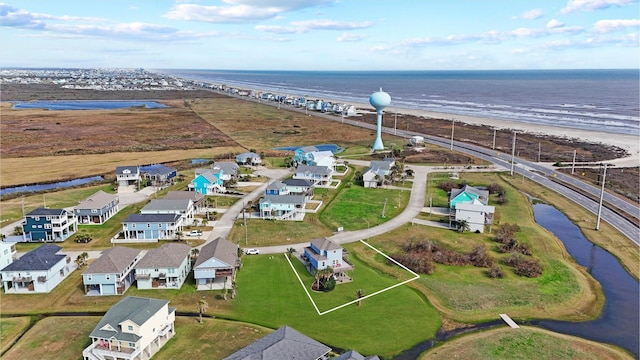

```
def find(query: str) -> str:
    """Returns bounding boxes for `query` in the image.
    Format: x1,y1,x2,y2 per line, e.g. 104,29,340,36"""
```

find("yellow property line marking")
285,239,420,316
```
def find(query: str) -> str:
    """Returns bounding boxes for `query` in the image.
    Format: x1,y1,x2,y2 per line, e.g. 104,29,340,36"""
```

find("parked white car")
245,248,260,255
187,230,202,237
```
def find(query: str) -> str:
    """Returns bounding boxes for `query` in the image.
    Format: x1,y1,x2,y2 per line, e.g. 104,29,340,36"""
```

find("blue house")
193,237,240,291
1,244,72,294
82,247,143,296
265,181,288,195
120,214,182,242
22,208,78,242
189,171,225,195
134,243,192,290
141,164,177,187
293,146,319,165
74,190,119,225
259,195,306,221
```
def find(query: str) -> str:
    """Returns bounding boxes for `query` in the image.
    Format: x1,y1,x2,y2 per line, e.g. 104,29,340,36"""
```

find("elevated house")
259,195,306,221
362,159,395,188
265,181,288,196
0,241,17,269
134,243,191,290
1,244,72,294
293,165,333,187
306,150,336,169
74,190,120,225
212,162,240,182
141,164,177,187
193,237,240,291
449,185,495,233
223,325,331,360
189,171,225,195
82,296,176,360
235,152,262,166
282,178,314,198
303,238,353,282
22,207,78,242
120,214,183,242
293,146,319,165
82,247,143,296
116,166,140,187
163,190,205,212
140,199,195,226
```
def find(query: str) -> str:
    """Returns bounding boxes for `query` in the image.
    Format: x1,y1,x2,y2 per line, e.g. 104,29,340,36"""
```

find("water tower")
370,88,391,150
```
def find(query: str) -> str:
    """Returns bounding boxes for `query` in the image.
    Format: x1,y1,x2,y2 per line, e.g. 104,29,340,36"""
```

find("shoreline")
316,96,640,167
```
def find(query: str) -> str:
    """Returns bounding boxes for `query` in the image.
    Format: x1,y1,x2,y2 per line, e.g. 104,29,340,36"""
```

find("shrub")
488,266,504,278
514,258,543,278
468,246,494,268
487,183,504,194
495,223,521,244
495,194,509,205
438,181,458,193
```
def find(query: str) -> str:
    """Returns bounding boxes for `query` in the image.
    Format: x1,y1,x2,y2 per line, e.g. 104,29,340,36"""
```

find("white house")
1,244,72,294
134,243,192,290
140,199,195,225
82,296,176,360
0,241,17,269
362,159,395,188
449,185,495,233
116,166,140,187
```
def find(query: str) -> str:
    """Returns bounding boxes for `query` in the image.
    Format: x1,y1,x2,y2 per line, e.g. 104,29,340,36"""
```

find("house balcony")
135,273,151,280
159,323,172,337
13,276,32,282
158,273,167,279
84,342,137,360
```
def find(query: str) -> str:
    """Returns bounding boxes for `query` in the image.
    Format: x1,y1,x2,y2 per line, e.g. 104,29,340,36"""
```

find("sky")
0,0,638,70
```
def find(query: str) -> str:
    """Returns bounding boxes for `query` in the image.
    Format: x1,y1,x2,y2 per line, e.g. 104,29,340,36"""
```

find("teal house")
188,171,225,195
449,185,489,208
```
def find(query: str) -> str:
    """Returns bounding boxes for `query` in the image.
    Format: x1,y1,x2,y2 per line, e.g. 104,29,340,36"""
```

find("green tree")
457,220,470,233
356,289,365,306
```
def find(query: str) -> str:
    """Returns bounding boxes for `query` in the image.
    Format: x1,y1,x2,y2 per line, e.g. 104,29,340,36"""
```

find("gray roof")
89,296,170,342
75,190,118,210
142,165,176,176
141,199,191,212
116,166,139,175
198,171,220,183
194,237,238,269
295,165,331,175
266,181,286,191
236,152,261,160
135,243,191,269
123,213,181,223
282,178,314,187
213,161,240,175
26,207,66,216
310,237,342,252
83,247,142,275
334,350,380,360
369,159,394,173
1,244,65,272
223,326,331,360
260,195,307,205
164,191,204,203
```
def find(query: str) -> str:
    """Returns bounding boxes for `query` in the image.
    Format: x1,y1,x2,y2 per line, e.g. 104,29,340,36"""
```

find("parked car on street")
245,248,260,255
187,230,203,237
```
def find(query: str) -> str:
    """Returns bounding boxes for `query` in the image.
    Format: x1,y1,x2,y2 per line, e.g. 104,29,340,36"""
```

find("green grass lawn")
320,184,410,231
0,317,31,354
228,252,440,357
364,172,602,323
422,326,633,360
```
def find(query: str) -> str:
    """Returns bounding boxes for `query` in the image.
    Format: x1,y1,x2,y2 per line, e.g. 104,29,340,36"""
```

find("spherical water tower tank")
370,88,391,150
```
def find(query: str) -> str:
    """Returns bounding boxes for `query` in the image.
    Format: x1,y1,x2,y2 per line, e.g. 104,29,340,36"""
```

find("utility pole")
595,163,608,231
538,142,541,162
450,118,455,151
22,195,25,217
510,132,517,176
571,150,577,174
243,201,248,245
394,111,398,135
382,198,388,218
492,129,496,150
429,193,433,217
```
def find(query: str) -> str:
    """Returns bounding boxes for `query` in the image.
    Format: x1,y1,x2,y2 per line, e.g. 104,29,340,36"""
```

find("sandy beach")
324,97,640,167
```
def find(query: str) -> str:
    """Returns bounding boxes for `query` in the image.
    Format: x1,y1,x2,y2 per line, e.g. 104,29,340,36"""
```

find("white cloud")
337,33,364,42
560,0,637,14
512,9,544,20
592,18,640,32
255,19,372,34
547,19,564,28
164,0,336,24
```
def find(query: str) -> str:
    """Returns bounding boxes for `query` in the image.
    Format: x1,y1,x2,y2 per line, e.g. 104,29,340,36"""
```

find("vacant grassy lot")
0,317,30,354
422,326,633,360
227,216,334,246
363,172,602,323
2,316,96,360
228,254,440,358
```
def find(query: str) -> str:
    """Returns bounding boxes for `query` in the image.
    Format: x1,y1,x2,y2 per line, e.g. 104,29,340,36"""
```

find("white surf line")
285,240,421,316
284,253,322,315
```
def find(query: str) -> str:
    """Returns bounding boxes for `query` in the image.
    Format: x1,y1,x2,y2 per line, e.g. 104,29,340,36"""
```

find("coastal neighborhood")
1,66,638,360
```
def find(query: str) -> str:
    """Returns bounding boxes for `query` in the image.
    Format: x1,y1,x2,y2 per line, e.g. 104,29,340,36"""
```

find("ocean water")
159,69,640,136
